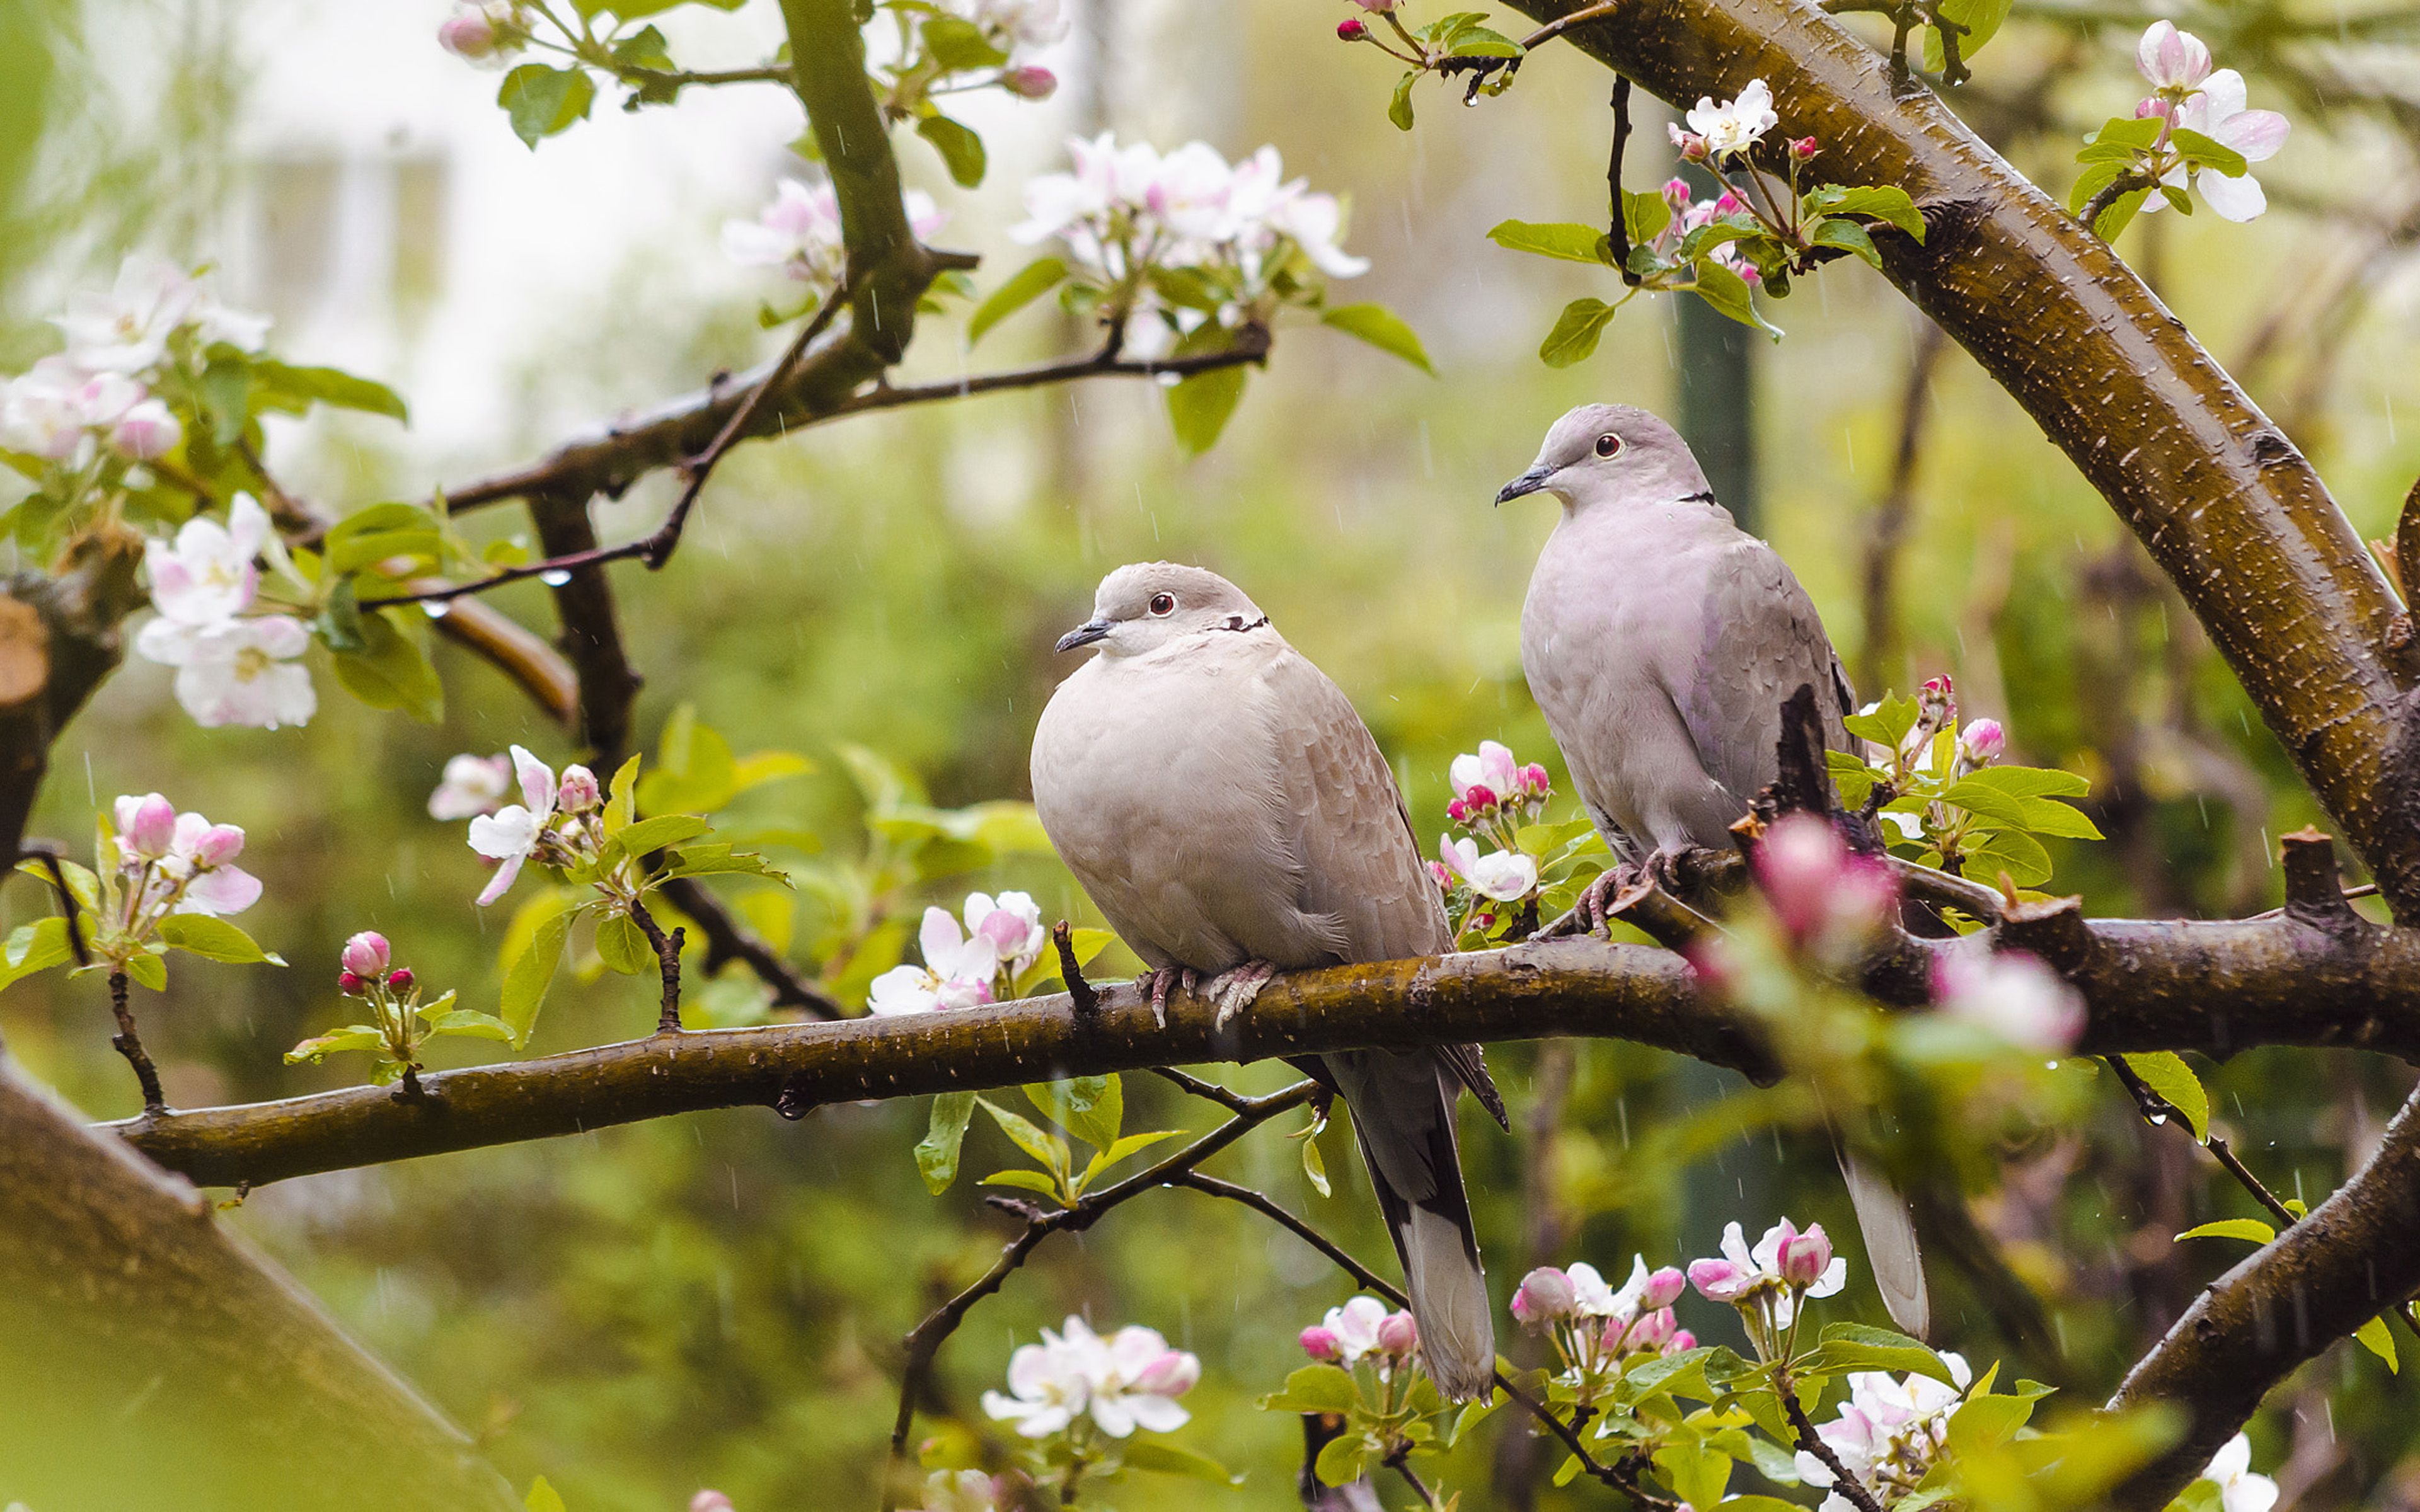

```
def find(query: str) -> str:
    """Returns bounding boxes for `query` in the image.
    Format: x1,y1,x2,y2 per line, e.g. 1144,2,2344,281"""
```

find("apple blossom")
1753,813,1896,955
980,1317,1197,1440
112,803,262,918
1092,1324,1199,1435
1001,65,1057,99
142,494,271,628
111,398,182,460
963,890,1047,977
1347,0,1398,9
945,0,1068,55
429,753,515,820
339,970,368,996
1512,1266,1577,1329
2201,1434,2279,1512
438,9,498,59
2136,20,2214,93
1318,1295,1391,1366
52,255,199,373
0,360,96,461
1957,716,2005,768
1795,1351,1973,1502
1374,1309,1419,1358
437,1,529,66
556,764,601,815
467,745,560,906
1933,946,2087,1053
866,907,1001,1014
1775,1220,1835,1288
2150,69,2290,222
136,613,318,730
115,793,179,859
388,967,414,992
1299,1324,1343,1360
1689,1217,1848,1333
1438,835,1538,903
912,1471,997,1512
341,931,391,978
725,179,946,286
1683,79,1778,162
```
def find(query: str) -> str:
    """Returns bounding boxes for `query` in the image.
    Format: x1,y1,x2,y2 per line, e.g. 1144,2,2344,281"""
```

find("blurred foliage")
1,0,2418,1507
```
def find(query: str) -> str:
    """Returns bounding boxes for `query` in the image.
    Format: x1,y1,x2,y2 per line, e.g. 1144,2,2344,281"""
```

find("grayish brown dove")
1030,563,1506,1398
1499,403,1932,1339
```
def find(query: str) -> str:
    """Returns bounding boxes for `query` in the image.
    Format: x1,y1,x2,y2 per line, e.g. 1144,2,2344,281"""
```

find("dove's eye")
1148,593,1177,616
1594,433,1623,459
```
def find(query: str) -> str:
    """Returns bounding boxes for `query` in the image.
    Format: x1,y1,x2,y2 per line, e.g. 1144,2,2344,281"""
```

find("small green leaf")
2123,1051,2210,1140
525,1476,567,1512
977,1096,1072,1182
1122,1440,1242,1484
124,949,168,992
501,906,574,1048
158,914,284,966
424,1008,515,1042
332,609,444,723
2169,126,2248,177
2174,1218,2278,1244
1319,303,1434,374
916,114,987,188
1315,1432,1370,1488
1165,365,1247,455
1264,1363,1360,1416
2078,114,2167,158
1815,185,1927,240
284,1026,386,1063
498,64,596,149
251,359,409,423
1690,259,1780,339
921,14,1007,70
1388,71,1417,131
1799,1323,1959,1387
1538,297,1618,367
2355,1313,2400,1372
612,813,714,859
1301,1120,1332,1197
0,916,72,992
916,1091,979,1194
1444,24,1523,55
1486,219,1611,265
1622,188,1673,249
2093,186,2154,241
1810,216,1882,268
595,911,654,975
979,1167,1064,1198
968,256,1068,345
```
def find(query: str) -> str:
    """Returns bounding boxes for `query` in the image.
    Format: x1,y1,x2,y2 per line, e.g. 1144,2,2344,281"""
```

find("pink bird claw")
1209,960,1278,1030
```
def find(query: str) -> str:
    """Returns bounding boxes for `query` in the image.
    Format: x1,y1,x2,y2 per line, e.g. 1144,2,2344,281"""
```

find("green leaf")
157,914,285,966
1652,1441,1731,1509
1843,692,1920,747
1539,297,1618,367
332,609,444,723
284,1026,388,1062
2174,1218,2277,1245
611,813,714,859
124,949,168,992
916,1092,979,1194
657,843,790,881
1810,216,1882,268
1816,185,1926,240
595,911,655,975
324,501,445,575
1444,24,1523,55
2355,1313,2400,1372
1930,0,2013,64
2169,127,2248,177
2124,1051,2210,1140
498,64,596,149
978,1167,1063,1198
1264,1363,1360,1415
2093,186,2153,242
1799,1323,1960,1387
199,353,251,445
1963,825,2053,887
977,1096,1071,1182
1025,1074,1121,1150
424,1008,515,1042
1315,1432,1369,1488
1690,258,1780,339
251,359,409,423
1388,71,1417,131
968,256,1067,345
606,754,640,832
1165,365,1247,455
501,906,574,1047
1301,1121,1331,1197
1320,303,1434,374
2078,114,2166,159
916,114,988,188
1622,188,1673,249
1486,219,1611,265
0,917,72,993
638,705,737,813
525,1476,567,1512
921,15,1007,70
1121,1439,1241,1484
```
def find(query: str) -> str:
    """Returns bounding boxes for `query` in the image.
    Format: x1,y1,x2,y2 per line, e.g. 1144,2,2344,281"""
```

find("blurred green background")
3,0,2417,1506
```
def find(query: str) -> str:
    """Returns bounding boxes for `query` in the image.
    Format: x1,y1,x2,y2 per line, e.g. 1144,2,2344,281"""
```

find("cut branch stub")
1503,0,2420,917
2278,827,2365,937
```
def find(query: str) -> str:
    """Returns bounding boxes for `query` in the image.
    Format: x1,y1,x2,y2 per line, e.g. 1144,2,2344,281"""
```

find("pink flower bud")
1376,1310,1419,1356
689,1494,735,1512
1445,798,1469,825
190,823,246,868
1737,263,1763,287
1790,135,1819,159
2135,95,2176,120
1777,1221,1833,1288
340,931,391,977
438,10,498,59
116,793,178,859
1712,190,1745,216
1299,1326,1342,1361
1519,762,1552,797
1959,718,2005,767
1628,1307,1678,1349
112,401,182,461
1920,673,1956,723
1639,1266,1686,1311
1462,784,1498,811
1512,1266,1577,1329
1338,16,1368,38
1687,1257,1749,1303
1663,176,1693,210
1427,861,1454,891
1678,131,1708,161
557,764,601,814
1134,1349,1200,1395
1754,813,1848,936
1003,65,1057,98
338,970,367,997
388,968,415,992
1665,1328,1696,1354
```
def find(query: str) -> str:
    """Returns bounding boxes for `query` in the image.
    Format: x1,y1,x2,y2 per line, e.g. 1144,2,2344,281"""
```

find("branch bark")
103,909,2420,1189
1502,0,2420,917
0,526,149,862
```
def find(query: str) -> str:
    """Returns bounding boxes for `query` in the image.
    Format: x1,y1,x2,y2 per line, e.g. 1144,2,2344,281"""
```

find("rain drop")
539,568,573,587
2148,1112,2167,1126
422,600,451,619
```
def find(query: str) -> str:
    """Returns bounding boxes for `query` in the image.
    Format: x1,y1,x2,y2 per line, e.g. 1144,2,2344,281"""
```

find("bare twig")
107,970,165,1115
1781,1372,1887,1512
627,899,687,1034
1052,920,1098,1018
659,875,843,1019
1605,78,1644,287
17,842,90,968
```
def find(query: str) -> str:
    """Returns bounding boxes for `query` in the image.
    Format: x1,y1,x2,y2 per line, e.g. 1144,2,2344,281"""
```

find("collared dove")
1499,403,1931,1339
1030,562,1507,1399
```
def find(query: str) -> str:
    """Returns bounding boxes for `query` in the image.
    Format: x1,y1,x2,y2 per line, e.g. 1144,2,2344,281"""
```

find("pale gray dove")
1030,563,1506,1399
1499,403,1932,1339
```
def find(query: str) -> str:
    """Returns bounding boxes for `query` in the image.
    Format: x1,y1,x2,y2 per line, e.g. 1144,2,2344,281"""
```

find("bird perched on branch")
1030,563,1507,1399
1499,403,1932,1339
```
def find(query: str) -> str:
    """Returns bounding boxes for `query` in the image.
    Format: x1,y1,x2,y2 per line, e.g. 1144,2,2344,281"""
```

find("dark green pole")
1672,263,1760,532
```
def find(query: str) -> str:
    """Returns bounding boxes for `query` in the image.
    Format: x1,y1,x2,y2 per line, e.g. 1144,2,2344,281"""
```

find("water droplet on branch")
539,569,573,587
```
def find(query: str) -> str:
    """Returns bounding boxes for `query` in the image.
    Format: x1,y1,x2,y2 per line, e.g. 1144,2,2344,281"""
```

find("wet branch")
107,969,164,1115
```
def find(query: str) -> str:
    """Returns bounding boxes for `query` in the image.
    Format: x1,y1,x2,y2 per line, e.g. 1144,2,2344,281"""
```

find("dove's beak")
1495,464,1555,505
1055,618,1114,653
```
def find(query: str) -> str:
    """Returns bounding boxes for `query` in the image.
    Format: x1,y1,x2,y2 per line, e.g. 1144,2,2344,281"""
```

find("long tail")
1838,1145,1931,1340
1327,1047,1495,1400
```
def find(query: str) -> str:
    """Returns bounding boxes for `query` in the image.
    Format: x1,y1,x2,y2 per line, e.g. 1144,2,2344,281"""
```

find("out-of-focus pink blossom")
1375,1310,1419,1357
1003,65,1057,99
1933,946,2087,1053
1753,813,1897,954
1299,1325,1342,1360
112,398,181,460
1512,1266,1577,1329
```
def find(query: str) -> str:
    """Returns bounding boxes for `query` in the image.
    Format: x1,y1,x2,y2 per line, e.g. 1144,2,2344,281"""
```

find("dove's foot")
1144,967,1181,1028
1581,855,1678,934
1208,960,1279,1029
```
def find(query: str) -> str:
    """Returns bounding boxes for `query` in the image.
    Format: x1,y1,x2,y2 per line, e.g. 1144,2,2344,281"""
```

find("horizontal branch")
107,905,2420,1189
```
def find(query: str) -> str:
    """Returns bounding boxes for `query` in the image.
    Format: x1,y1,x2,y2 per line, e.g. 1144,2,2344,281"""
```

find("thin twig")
1780,1371,1887,1512
1518,0,1629,49
628,899,687,1034
1606,78,1643,288
657,875,843,1019
108,969,165,1114
1146,1067,1253,1113
1387,1457,1440,1508
17,844,89,968
1052,920,1098,1017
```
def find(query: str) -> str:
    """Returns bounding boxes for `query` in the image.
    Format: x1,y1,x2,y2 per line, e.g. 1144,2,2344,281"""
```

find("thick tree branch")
0,527,148,862
105,910,2420,1189
1503,0,2420,917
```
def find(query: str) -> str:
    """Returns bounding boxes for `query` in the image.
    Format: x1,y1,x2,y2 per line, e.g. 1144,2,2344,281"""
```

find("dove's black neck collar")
1675,490,1717,507
1218,613,1270,634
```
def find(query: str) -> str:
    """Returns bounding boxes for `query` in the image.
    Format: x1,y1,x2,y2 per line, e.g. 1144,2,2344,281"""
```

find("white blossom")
135,614,317,730
724,179,946,285
1683,78,1778,162
429,753,515,821
466,745,559,905
963,890,1047,977
143,496,270,628
979,1316,1197,1440
2201,1434,2279,1512
866,907,1000,1014
1438,833,1538,902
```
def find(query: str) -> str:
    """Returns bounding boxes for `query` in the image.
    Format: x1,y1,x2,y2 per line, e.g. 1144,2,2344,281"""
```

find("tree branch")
1501,0,2420,917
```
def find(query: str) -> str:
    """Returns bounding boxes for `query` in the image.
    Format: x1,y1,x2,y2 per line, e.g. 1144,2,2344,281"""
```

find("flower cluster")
1746,813,1899,965
464,746,602,905
1298,1295,1422,1377
1511,1256,1693,1402
1796,1352,1974,1509
134,495,317,730
1669,77,1778,163
981,1315,1200,1439
2072,22,2288,234
1,255,262,466
723,179,948,287
103,792,263,931
867,890,1047,1014
287,930,509,1087
1431,740,1550,925
1008,133,1366,357
1687,1217,1847,1353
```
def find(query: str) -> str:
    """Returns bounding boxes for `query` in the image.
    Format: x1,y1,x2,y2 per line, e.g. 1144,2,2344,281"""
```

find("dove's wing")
1673,537,1855,828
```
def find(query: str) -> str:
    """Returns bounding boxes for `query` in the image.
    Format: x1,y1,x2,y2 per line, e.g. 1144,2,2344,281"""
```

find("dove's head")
1495,403,1712,515
1056,562,1268,657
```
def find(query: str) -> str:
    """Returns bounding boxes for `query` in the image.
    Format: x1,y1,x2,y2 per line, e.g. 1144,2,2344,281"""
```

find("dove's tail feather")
1838,1146,1931,1341
1329,1048,1497,1401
